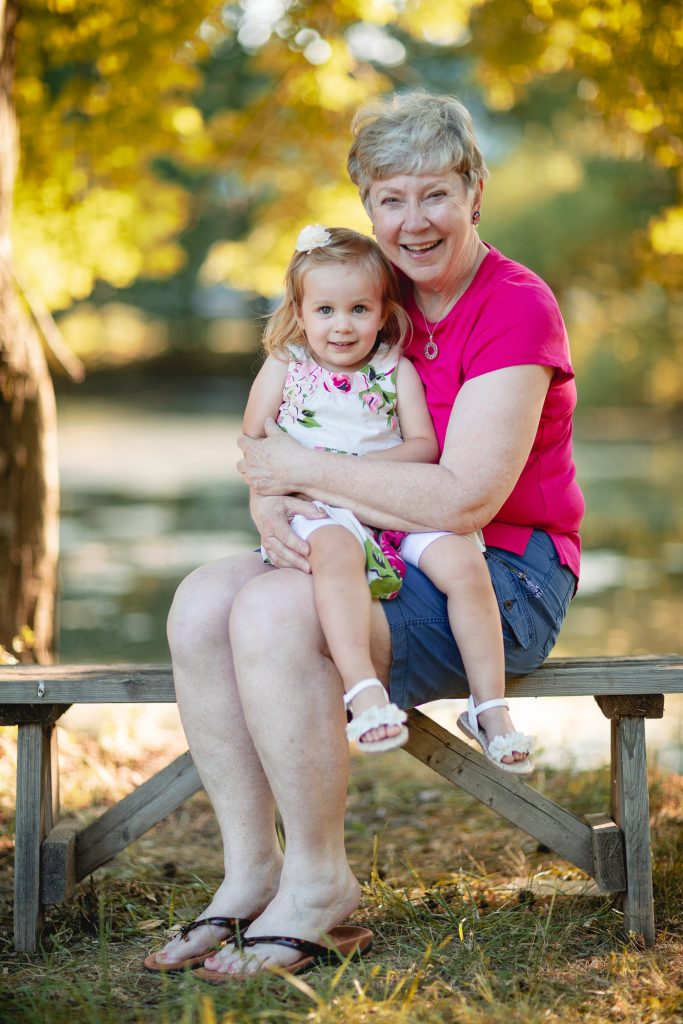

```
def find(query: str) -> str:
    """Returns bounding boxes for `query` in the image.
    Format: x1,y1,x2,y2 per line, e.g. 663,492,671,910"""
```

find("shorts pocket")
540,563,577,659
485,553,535,650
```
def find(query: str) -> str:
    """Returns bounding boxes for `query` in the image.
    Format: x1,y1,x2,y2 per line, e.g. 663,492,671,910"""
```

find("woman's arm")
242,354,289,437
364,357,439,464
238,363,553,534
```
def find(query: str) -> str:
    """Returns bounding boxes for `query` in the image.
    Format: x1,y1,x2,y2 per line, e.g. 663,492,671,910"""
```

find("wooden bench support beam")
41,822,77,904
595,694,664,720
585,813,626,892
75,751,202,881
405,710,594,876
14,721,59,952
610,717,656,946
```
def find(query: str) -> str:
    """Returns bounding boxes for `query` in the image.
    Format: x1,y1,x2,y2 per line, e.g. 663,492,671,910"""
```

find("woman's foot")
344,678,408,751
201,868,361,975
152,868,280,968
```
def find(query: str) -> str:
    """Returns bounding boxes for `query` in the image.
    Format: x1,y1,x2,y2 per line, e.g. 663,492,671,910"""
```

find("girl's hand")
251,494,323,572
238,418,308,495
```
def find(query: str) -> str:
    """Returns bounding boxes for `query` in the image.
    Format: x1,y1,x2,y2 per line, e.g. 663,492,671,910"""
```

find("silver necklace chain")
414,243,487,360
415,295,452,361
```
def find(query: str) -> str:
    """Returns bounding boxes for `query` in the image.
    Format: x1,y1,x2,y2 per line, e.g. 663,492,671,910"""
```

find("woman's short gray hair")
347,91,488,207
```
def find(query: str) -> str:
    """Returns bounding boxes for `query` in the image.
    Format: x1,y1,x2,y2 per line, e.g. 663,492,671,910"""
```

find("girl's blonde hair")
262,227,411,356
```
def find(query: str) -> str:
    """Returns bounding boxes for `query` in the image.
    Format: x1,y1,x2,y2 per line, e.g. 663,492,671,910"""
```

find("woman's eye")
382,196,401,206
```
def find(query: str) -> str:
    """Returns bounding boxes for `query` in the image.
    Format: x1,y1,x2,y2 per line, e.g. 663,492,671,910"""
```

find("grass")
0,727,682,1024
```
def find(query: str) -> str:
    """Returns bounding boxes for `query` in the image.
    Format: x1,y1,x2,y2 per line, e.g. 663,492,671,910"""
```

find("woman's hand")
251,493,324,572
238,418,310,495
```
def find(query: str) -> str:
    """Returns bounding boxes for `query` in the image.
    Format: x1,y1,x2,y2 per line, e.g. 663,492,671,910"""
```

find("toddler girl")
242,225,533,773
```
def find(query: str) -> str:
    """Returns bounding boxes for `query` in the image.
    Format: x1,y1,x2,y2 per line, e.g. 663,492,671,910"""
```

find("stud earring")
472,210,481,224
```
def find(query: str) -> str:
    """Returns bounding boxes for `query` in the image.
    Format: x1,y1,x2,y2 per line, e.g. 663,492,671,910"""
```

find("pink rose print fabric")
271,343,408,597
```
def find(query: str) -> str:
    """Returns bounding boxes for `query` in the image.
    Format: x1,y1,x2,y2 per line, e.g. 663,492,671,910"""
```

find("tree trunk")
0,0,59,664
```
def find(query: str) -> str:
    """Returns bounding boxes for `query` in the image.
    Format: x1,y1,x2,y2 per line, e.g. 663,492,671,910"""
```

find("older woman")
148,91,583,977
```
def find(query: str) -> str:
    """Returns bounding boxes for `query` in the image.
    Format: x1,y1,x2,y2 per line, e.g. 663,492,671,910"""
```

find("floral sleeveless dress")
276,343,407,598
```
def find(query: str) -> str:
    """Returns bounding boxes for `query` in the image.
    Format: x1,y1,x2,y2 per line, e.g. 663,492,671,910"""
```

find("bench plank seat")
0,655,681,705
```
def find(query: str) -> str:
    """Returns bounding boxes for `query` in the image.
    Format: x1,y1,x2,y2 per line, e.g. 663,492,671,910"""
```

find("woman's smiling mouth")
402,240,442,253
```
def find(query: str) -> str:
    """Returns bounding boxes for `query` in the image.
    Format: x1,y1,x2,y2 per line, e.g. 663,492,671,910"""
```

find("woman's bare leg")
308,525,399,744
155,552,284,964
203,566,393,974
417,537,528,764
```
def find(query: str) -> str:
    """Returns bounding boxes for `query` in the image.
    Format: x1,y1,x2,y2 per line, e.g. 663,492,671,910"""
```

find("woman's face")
367,171,481,296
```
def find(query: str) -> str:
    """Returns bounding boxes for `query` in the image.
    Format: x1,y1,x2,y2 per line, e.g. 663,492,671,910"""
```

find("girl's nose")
333,313,353,333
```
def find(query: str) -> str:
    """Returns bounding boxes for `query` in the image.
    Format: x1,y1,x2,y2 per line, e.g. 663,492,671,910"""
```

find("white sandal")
457,696,534,775
344,678,408,754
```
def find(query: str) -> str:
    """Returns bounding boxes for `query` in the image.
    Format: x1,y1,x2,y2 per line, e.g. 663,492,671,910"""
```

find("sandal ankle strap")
467,695,509,732
344,677,386,707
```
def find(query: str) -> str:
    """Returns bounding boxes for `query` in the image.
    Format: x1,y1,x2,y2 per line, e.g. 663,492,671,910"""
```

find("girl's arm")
242,354,289,437
238,364,553,535
364,357,439,464
243,353,325,571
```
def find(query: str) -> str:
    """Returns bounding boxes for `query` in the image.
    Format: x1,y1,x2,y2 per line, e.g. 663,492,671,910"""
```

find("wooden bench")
1,655,681,953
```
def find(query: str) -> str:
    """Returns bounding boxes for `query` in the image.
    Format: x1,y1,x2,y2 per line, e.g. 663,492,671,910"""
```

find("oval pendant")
424,339,439,361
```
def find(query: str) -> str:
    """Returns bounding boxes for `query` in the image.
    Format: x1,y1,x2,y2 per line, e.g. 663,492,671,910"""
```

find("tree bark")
0,0,59,664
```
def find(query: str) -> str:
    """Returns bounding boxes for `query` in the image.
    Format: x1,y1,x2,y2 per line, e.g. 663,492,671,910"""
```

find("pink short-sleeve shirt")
400,245,584,580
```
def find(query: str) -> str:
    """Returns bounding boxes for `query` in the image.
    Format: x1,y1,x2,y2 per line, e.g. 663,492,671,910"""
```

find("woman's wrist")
286,443,319,495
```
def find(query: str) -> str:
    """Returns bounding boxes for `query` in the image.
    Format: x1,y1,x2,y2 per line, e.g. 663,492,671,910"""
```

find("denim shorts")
383,529,577,709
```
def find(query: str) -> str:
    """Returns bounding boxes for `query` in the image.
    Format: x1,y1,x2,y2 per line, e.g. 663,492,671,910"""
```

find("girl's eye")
352,304,368,314
318,306,333,315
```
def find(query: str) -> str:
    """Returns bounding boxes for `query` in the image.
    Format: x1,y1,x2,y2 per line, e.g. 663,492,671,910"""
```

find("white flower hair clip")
295,224,331,253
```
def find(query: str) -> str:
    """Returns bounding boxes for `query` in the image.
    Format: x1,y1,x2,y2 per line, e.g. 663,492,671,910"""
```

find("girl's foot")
476,704,529,765
344,678,408,752
457,696,534,774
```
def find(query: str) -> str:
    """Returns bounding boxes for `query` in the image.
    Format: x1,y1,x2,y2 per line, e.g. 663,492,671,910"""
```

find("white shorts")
285,503,485,565
400,529,485,566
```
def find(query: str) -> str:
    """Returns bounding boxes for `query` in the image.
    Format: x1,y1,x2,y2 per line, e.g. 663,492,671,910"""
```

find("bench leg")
14,721,59,952
610,716,655,946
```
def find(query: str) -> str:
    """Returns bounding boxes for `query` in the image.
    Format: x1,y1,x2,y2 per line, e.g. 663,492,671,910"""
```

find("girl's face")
297,262,386,372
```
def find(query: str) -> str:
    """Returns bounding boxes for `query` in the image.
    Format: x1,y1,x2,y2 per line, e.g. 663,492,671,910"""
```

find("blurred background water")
55,381,683,772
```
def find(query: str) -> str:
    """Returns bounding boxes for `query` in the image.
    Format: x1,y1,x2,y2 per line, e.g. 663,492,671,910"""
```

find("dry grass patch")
0,725,681,1024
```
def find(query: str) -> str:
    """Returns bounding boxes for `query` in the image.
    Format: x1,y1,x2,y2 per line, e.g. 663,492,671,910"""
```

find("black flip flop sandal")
144,915,252,973
192,924,374,982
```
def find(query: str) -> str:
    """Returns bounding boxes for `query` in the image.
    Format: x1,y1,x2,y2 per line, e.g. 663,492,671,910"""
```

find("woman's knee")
167,554,264,662
230,568,320,660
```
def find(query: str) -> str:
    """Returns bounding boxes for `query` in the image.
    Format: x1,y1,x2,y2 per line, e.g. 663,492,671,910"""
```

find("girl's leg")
204,566,393,973
155,552,285,964
417,536,528,764
308,524,399,744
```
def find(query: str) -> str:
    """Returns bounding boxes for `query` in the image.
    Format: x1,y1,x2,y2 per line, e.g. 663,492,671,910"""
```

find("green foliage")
10,0,683,403
469,0,683,288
